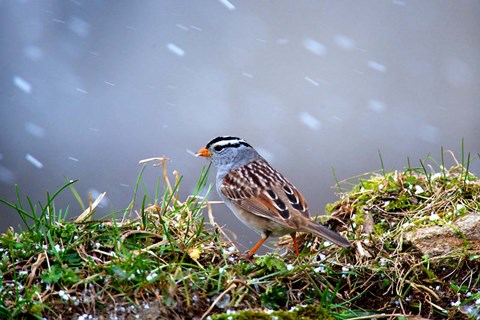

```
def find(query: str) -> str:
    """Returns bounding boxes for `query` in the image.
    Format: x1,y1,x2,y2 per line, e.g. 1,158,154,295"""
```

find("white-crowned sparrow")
196,136,351,258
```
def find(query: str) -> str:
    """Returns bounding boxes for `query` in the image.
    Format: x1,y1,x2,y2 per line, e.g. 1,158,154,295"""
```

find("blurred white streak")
242,72,253,78
176,24,189,31
88,188,110,207
24,45,44,61
166,43,185,56
0,165,15,184
367,60,387,72
218,0,236,11
190,25,203,31
68,156,79,162
76,88,88,94
418,124,441,143
353,69,365,75
367,99,386,113
446,58,472,87
68,17,90,38
304,76,319,86
299,112,322,130
24,122,46,138
393,0,407,6
334,34,355,50
276,38,289,45
13,76,32,94
303,38,326,56
25,154,43,169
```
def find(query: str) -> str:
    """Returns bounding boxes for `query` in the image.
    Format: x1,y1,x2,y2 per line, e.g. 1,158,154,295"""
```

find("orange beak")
196,147,211,157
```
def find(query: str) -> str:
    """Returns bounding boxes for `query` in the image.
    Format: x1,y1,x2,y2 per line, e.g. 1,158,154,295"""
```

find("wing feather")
220,159,309,229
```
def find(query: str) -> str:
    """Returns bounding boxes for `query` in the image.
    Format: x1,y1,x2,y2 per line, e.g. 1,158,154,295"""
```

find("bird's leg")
247,236,268,259
290,232,299,256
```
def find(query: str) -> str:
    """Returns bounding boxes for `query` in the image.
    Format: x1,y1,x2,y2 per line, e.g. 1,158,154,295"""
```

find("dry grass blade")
1,153,479,319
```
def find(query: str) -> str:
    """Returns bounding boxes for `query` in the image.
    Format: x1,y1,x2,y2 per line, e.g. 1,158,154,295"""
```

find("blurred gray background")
1,1,479,252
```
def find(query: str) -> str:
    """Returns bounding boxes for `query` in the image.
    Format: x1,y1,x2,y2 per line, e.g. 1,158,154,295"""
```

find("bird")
196,136,351,259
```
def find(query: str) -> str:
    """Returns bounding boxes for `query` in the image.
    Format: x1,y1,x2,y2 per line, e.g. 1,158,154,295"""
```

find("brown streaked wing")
220,159,306,229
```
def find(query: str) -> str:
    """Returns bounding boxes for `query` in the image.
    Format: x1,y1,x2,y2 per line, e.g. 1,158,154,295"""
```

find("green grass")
0,153,479,319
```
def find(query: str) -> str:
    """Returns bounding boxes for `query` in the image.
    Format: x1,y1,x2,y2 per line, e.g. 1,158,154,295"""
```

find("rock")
404,212,480,257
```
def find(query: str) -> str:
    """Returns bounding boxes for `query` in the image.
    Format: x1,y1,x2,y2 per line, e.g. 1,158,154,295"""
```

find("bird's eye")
213,145,226,152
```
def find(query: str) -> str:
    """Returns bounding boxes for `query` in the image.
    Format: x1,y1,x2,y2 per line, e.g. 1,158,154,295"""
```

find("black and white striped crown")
206,136,252,151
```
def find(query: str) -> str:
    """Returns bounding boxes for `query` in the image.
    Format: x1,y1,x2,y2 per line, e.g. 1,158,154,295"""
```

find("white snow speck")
25,154,43,169
24,45,44,61
299,112,322,130
334,34,355,50
76,88,88,94
303,38,326,56
13,76,32,94
68,17,90,37
451,300,461,307
353,69,365,75
276,38,289,45
120,183,129,188
446,58,472,87
429,213,440,221
367,60,387,72
176,24,189,31
88,188,109,206
190,25,202,31
218,0,235,10
104,81,115,86
68,156,79,162
367,99,386,112
166,43,185,56
418,123,440,143
304,76,319,86
314,265,325,273
0,165,15,184
24,122,46,138
52,18,66,24
393,0,407,6
414,185,424,195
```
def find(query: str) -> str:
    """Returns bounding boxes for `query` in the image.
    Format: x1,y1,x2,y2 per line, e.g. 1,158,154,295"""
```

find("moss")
1,155,480,319
211,305,332,320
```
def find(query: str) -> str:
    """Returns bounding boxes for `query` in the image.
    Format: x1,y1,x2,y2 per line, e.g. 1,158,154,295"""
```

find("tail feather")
303,220,351,248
